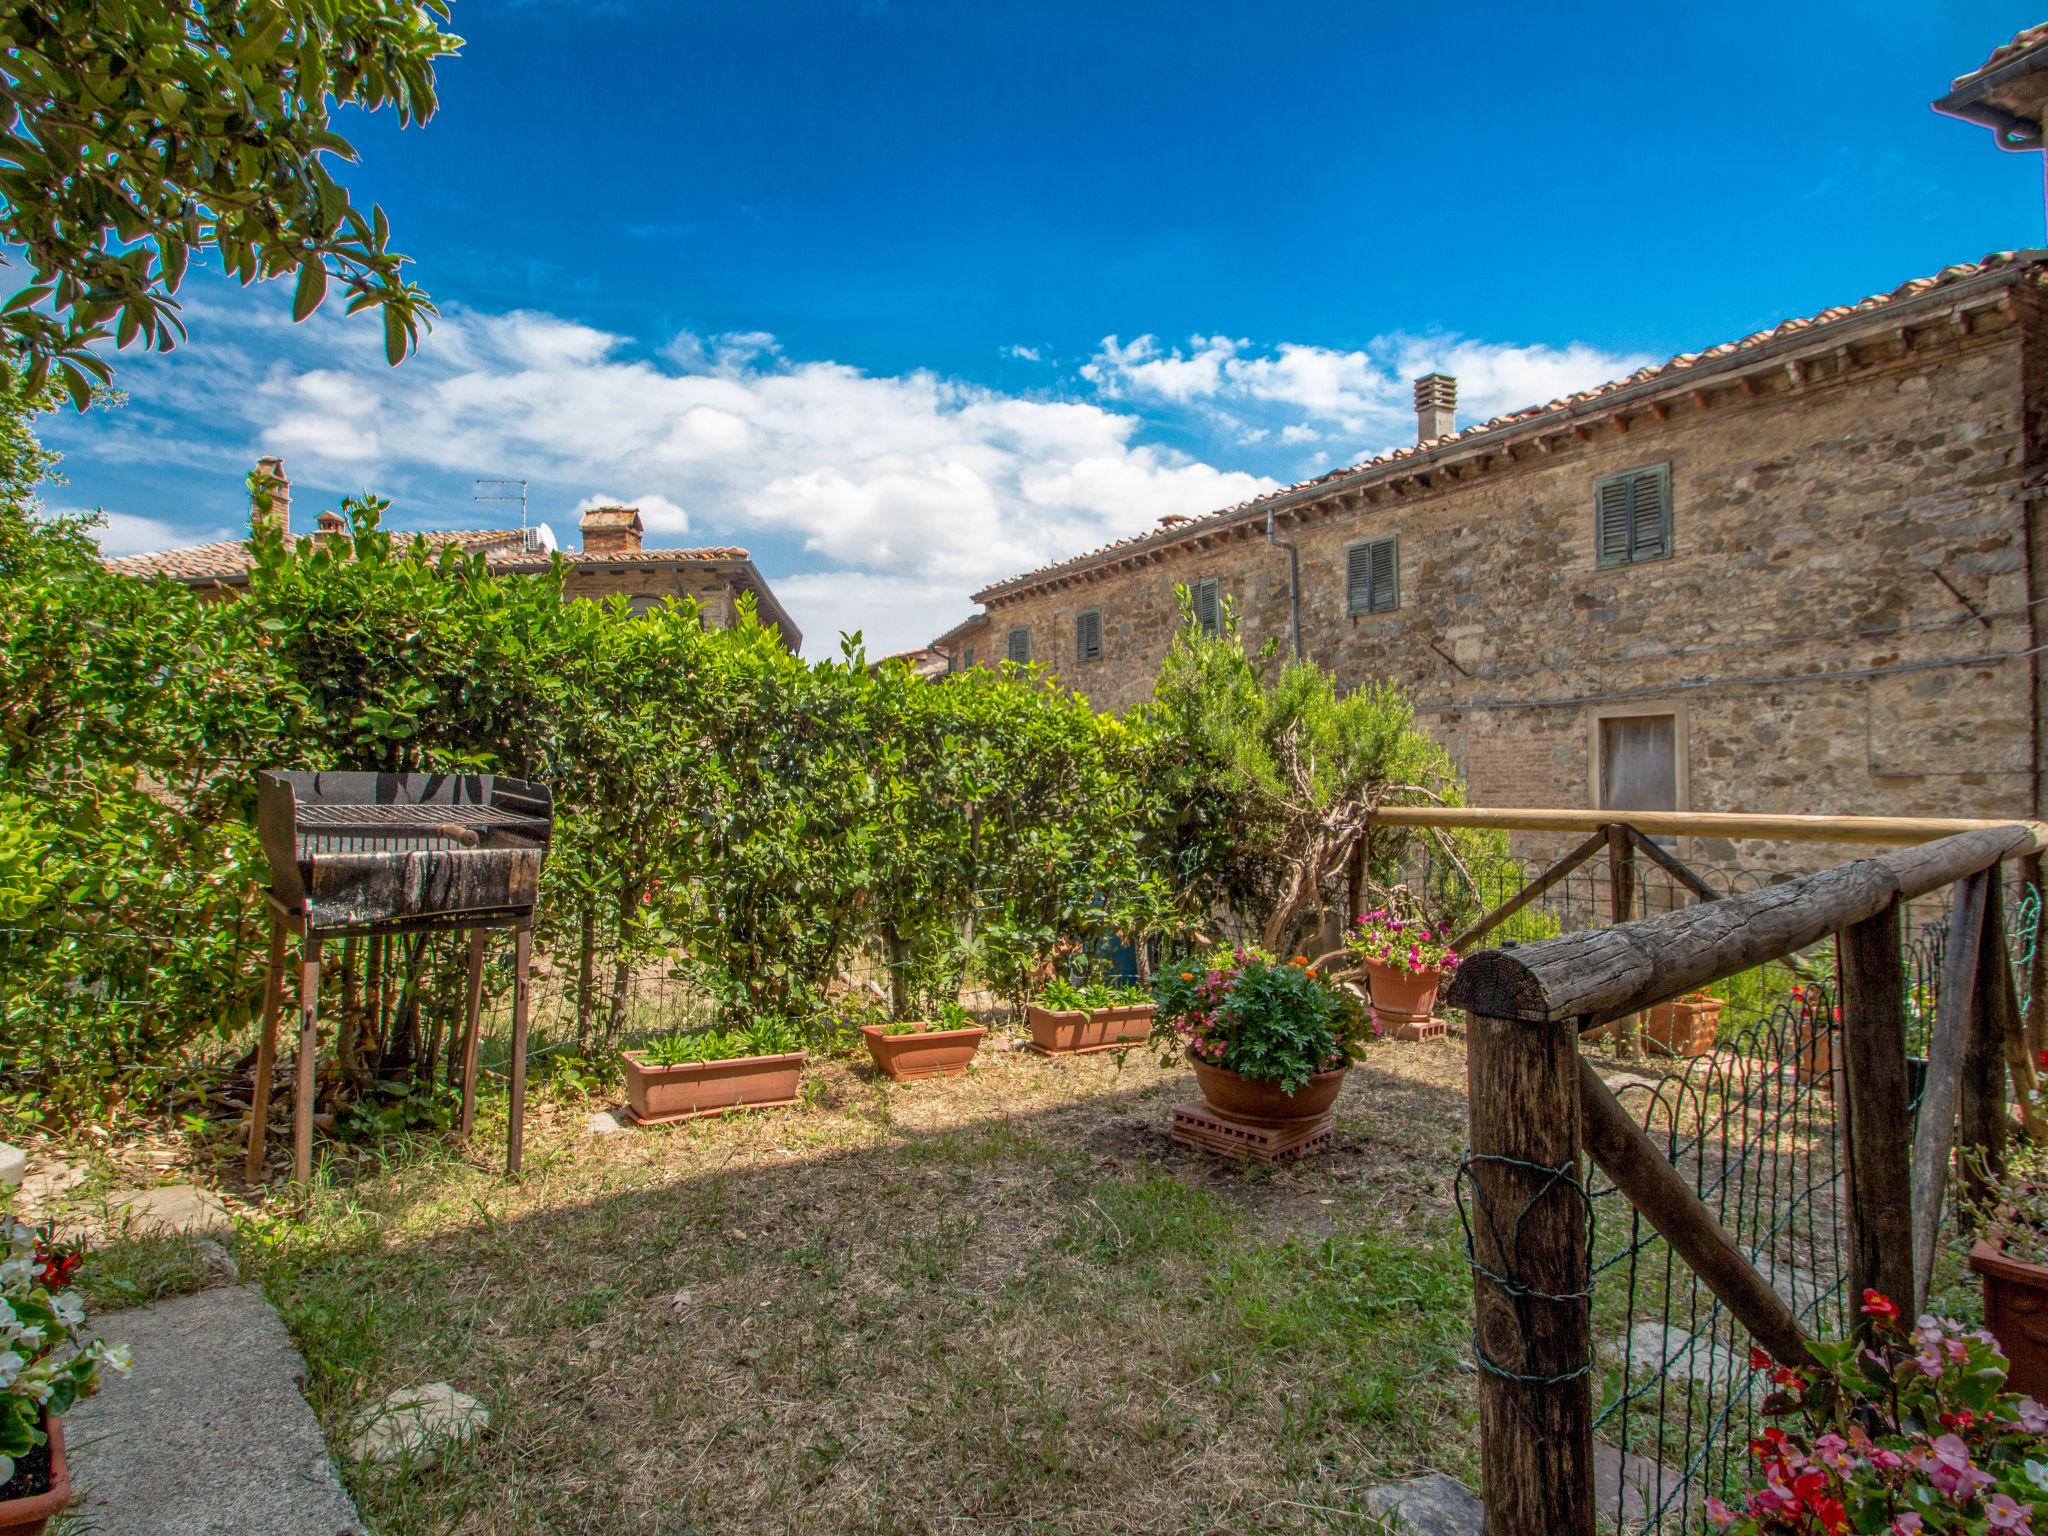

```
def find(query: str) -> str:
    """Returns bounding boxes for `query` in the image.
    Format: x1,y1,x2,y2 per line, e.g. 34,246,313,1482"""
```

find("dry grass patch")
232,1031,1480,1534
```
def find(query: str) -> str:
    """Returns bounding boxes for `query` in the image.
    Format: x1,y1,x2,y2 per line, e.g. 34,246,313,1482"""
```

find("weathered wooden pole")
2025,852,2048,1064
1959,873,2012,1218
1836,900,1917,1325
292,935,323,1186
243,915,288,1182
507,924,533,1174
1910,870,1989,1311
458,927,487,1141
1606,825,1638,1052
1466,1009,1593,1536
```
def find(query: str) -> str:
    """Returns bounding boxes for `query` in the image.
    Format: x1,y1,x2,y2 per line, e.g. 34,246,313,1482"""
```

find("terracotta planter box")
1026,1002,1155,1055
860,1022,987,1081
0,1415,68,1536
1364,962,1444,1029
621,1049,805,1124
1188,1051,1349,1129
1796,1024,1834,1087
1641,996,1723,1058
1971,1234,2048,1400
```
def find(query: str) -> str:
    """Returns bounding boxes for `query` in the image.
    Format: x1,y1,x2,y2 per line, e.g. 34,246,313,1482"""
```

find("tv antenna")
474,477,530,542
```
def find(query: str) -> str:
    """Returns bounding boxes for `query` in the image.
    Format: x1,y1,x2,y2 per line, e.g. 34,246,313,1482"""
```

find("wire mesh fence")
1450,865,2041,1533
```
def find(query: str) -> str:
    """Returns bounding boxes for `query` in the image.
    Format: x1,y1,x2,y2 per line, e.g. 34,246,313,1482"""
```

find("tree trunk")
883,922,912,1019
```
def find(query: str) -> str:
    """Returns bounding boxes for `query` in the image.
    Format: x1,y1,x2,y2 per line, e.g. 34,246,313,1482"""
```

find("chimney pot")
1413,373,1458,444
1157,513,1192,529
578,503,645,556
316,509,347,538
251,456,291,540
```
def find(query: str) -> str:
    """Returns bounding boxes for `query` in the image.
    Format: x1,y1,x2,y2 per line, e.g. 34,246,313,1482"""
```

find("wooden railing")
1439,818,2047,1536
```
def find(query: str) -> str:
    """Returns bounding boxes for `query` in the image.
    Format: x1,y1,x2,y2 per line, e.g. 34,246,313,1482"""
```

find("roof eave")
972,254,2044,605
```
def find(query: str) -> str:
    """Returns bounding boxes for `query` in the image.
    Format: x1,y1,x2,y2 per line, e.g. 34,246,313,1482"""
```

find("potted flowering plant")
1025,975,1155,1055
1347,891,1460,1033
860,1000,989,1081
1970,1172,2048,1401
1151,947,1363,1127
0,1217,128,1536
1708,1289,2048,1535
620,1018,805,1124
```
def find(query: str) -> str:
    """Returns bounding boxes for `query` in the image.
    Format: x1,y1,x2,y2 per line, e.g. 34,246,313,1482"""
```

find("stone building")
943,252,2048,848
103,459,801,652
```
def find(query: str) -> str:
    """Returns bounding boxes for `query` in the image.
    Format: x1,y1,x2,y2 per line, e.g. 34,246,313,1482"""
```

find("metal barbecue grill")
248,772,555,1182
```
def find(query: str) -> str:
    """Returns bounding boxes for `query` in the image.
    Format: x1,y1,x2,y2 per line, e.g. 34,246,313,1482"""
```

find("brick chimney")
251,456,291,540
316,508,348,543
1413,373,1457,443
578,504,644,556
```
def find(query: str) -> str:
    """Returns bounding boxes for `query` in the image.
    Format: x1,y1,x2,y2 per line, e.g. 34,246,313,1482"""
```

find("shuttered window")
1007,627,1029,664
961,644,975,670
1075,609,1103,662
1595,465,1672,567
1345,535,1399,616
1190,577,1221,636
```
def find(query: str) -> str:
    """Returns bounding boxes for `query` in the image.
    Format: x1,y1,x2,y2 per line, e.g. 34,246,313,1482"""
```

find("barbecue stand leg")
508,925,532,1174
244,915,287,1182
294,935,323,1186
459,928,486,1142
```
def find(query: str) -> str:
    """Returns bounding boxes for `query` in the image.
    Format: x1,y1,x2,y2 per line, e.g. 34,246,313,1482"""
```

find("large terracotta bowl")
1187,1051,1348,1128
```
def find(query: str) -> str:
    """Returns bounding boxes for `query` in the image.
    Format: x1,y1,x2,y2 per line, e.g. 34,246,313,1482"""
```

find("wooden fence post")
1959,873,2012,1218
2025,852,2047,1064
1837,901,1917,1325
1910,869,1989,1311
1467,1010,1593,1536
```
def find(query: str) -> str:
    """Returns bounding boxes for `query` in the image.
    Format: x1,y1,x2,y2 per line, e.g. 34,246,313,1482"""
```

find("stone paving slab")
65,1284,364,1536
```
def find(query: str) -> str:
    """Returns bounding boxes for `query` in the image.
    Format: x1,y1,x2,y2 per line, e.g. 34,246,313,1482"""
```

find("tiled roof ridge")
973,250,2042,603
103,527,528,581
1955,23,2048,89
105,530,756,582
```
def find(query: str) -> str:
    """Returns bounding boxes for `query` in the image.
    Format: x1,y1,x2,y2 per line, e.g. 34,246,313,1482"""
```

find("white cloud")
73,508,226,557
1084,330,1657,450
124,299,1276,655
1003,344,1043,362
79,287,1648,658
572,492,690,534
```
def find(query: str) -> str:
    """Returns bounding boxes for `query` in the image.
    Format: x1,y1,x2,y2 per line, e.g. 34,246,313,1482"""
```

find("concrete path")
65,1285,364,1536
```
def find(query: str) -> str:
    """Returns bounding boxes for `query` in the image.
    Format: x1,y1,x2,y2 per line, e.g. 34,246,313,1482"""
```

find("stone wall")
980,305,2040,876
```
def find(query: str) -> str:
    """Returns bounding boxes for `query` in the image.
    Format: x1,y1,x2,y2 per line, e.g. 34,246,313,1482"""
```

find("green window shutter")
1194,578,1220,636
1007,627,1029,664
1075,610,1102,662
1346,536,1398,614
1629,466,1670,561
1596,466,1671,566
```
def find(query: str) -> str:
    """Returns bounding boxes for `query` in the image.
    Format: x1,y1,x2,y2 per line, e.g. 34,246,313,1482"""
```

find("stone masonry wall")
981,309,2039,876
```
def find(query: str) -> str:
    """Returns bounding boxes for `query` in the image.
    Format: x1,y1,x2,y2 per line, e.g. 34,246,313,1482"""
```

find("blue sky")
40,0,2048,653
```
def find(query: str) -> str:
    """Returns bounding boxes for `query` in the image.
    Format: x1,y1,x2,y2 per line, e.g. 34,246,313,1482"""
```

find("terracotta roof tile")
973,251,2041,603
1955,23,2048,89
104,528,529,583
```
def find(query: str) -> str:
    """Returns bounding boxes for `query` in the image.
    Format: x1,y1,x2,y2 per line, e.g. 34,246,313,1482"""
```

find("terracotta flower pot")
1641,996,1723,1058
1026,1002,1155,1055
1971,1234,2048,1400
621,1049,805,1124
1795,1024,1834,1087
1364,962,1443,1028
0,1415,69,1536
860,1022,987,1081
1187,1051,1348,1128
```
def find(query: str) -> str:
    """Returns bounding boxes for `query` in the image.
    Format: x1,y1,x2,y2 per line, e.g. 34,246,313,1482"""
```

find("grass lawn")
156,1033,1483,1535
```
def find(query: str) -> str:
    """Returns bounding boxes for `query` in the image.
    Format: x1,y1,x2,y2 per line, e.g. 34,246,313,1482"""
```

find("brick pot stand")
0,1416,69,1536
1364,962,1448,1041
1970,1233,2048,1399
1025,1003,1155,1055
621,1050,806,1125
860,1022,987,1081
1171,1053,1347,1165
